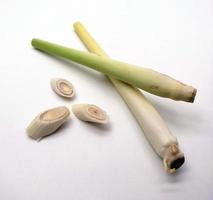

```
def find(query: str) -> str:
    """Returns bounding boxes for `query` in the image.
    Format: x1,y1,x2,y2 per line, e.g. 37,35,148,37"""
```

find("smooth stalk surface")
31,38,196,102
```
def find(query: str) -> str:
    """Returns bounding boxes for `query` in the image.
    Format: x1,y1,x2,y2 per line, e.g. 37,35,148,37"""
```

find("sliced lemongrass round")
26,106,70,140
50,78,75,98
72,104,108,124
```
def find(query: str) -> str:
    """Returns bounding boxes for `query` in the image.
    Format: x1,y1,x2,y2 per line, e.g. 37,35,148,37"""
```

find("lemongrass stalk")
73,21,185,173
31,39,196,102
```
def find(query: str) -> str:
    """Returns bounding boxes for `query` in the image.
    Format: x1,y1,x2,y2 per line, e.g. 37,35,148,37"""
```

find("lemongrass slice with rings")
26,106,70,140
50,78,75,98
72,104,108,124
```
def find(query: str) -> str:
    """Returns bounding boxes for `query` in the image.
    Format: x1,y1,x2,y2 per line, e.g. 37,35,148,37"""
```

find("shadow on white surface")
75,120,112,135
145,95,202,135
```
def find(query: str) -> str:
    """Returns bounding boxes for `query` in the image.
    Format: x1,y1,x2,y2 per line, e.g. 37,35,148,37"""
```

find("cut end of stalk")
31,38,43,51
73,21,82,28
170,156,185,170
176,85,197,103
163,144,185,173
189,88,197,103
31,38,45,49
31,38,37,47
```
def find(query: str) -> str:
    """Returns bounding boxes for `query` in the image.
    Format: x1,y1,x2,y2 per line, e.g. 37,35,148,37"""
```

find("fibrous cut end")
163,144,185,173
189,88,197,103
176,85,197,103
170,157,185,170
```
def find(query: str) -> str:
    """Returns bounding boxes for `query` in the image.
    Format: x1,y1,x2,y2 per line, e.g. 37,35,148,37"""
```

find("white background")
0,0,213,199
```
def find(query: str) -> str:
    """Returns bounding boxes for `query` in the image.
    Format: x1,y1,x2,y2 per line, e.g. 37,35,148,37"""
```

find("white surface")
0,0,213,199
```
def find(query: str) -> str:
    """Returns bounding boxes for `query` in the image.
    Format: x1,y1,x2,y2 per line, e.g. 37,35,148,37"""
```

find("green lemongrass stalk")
31,39,196,102
73,22,185,173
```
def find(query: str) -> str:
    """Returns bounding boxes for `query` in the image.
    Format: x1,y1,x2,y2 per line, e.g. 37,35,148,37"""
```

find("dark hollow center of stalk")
170,157,185,170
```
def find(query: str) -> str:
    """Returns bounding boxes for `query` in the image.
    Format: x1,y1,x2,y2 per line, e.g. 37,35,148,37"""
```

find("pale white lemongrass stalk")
73,22,185,173
31,38,196,103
